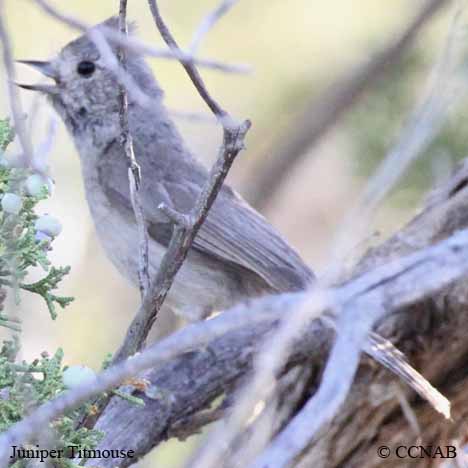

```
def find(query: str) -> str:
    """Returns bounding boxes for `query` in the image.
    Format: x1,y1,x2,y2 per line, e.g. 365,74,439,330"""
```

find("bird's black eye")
76,61,96,77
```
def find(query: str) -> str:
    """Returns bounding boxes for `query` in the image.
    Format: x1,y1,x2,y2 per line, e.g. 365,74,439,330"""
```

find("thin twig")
0,0,35,169
147,0,230,121
31,0,251,75
189,0,240,55
87,29,154,110
117,0,150,298
112,120,250,362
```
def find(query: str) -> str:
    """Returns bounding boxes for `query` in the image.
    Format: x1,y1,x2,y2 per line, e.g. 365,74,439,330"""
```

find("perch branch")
83,226,468,466
84,159,468,467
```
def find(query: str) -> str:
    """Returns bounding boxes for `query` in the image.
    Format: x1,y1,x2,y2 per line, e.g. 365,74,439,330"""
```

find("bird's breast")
77,144,165,286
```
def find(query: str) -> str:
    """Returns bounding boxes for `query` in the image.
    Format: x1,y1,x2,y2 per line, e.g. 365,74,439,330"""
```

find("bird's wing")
158,177,314,292
98,141,314,293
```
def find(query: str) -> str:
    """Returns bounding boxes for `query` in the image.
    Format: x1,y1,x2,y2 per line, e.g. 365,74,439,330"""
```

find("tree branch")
30,0,251,74
189,0,240,55
0,0,36,170
111,0,251,363
3,158,468,466
147,0,230,120
117,0,150,298
91,159,468,466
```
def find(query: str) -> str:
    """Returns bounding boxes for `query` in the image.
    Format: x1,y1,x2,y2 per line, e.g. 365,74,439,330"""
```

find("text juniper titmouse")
19,17,314,320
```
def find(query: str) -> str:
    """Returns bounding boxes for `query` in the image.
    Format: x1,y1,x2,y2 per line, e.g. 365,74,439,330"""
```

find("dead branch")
88,159,468,467
111,0,251,364
0,0,35,169
30,0,251,74
117,0,150,298
1,158,468,466
188,0,240,55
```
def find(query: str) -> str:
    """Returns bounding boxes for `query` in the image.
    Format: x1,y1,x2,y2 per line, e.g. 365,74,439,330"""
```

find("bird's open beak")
16,82,60,95
17,60,56,78
16,60,59,95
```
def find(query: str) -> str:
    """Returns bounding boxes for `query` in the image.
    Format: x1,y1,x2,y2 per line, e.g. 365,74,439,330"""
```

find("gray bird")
18,17,449,415
19,17,314,321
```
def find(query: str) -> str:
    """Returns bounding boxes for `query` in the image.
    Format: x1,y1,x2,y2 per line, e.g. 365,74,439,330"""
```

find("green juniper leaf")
0,347,104,465
21,267,74,320
0,118,73,321
0,118,105,465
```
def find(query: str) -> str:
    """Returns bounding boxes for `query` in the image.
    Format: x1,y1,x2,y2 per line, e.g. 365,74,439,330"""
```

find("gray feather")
98,107,315,293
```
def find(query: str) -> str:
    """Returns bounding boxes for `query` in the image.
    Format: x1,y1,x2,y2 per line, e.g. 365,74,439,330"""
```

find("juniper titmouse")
19,18,314,321
17,17,448,414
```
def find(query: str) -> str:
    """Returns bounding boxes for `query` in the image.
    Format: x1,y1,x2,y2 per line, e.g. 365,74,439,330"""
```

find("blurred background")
0,0,465,465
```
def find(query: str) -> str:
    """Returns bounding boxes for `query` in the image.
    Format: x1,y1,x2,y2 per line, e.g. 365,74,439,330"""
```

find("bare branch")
147,0,230,121
189,0,240,55
0,219,461,466
0,0,35,169
88,160,468,465
117,0,150,297
246,0,451,209
110,0,251,363
30,0,252,74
